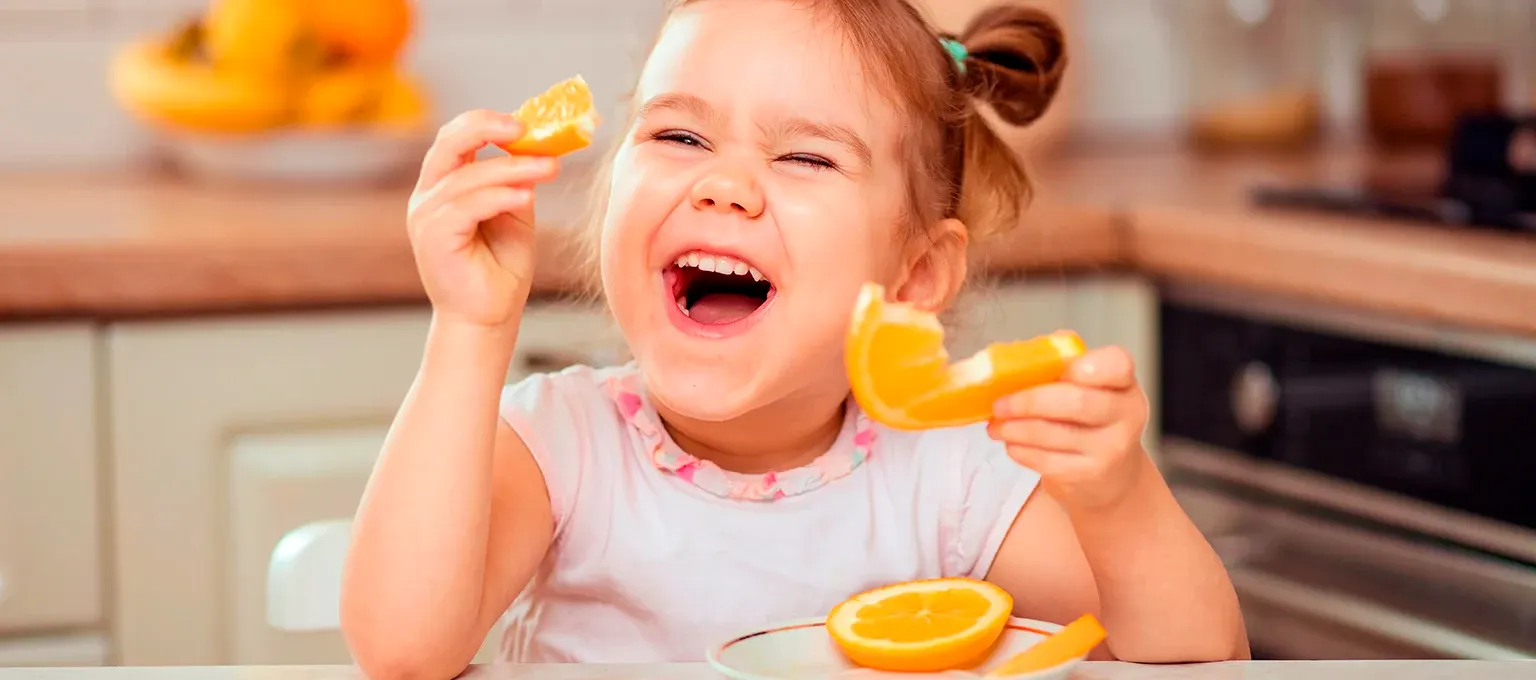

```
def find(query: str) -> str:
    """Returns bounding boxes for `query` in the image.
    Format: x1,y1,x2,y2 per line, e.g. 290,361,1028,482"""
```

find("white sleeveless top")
495,363,1040,663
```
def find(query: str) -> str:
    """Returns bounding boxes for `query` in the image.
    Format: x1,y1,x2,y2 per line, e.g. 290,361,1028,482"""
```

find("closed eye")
779,153,838,171
653,130,709,149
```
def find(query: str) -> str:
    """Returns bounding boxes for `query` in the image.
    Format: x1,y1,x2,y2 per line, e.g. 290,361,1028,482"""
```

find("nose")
690,168,764,218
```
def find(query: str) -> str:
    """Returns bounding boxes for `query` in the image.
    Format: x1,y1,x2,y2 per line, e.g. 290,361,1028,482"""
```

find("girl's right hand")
407,109,561,329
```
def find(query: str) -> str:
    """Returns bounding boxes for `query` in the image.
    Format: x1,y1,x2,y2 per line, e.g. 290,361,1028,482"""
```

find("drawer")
0,633,108,667
0,324,103,631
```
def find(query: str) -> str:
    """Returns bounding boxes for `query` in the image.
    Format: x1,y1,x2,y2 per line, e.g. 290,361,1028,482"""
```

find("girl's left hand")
986,345,1153,513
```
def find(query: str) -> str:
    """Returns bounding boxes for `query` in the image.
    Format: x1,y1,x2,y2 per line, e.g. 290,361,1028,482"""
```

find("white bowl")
706,616,1085,680
156,126,432,186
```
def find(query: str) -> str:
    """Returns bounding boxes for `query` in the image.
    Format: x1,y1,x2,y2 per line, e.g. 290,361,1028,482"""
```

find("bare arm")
340,109,564,680
341,320,555,680
988,459,1250,663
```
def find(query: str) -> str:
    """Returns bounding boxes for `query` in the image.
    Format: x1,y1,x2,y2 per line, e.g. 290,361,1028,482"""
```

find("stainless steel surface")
1159,283,1536,370
1159,283,1536,661
1174,482,1536,660
1164,437,1536,565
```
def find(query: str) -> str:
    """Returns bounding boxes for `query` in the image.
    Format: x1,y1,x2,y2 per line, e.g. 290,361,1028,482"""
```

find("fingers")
417,109,527,191
410,155,558,221
1004,444,1096,477
1065,345,1137,390
993,382,1119,426
425,187,535,237
988,418,1086,453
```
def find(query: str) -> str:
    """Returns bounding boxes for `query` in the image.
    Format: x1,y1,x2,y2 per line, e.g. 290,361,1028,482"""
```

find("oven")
1157,283,1536,660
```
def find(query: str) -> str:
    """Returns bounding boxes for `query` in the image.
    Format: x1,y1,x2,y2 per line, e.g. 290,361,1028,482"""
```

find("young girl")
341,0,1249,676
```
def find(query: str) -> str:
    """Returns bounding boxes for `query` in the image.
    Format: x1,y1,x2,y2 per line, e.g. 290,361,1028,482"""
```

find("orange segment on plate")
846,282,1087,430
498,75,599,157
985,613,1106,677
827,578,1014,673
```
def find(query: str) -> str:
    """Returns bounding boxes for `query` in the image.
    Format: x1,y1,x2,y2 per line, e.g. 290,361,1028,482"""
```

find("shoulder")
499,363,639,529
875,421,1042,579
874,422,1019,477
498,362,642,433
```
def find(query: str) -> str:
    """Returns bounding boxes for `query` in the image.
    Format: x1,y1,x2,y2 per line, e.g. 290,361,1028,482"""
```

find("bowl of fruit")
108,0,434,185
708,578,1107,679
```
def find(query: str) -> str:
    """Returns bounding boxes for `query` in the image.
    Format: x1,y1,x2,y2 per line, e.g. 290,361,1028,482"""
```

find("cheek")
772,179,907,285
601,147,680,273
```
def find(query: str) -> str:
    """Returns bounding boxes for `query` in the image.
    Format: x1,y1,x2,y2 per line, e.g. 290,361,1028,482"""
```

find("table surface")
4,662,1536,680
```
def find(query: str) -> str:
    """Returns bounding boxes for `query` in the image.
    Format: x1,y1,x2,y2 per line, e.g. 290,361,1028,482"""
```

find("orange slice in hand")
846,282,1087,430
497,75,599,157
827,578,1014,673
985,613,1106,677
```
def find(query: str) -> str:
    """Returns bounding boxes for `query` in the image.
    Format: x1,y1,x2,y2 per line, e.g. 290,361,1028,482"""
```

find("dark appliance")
1157,283,1536,661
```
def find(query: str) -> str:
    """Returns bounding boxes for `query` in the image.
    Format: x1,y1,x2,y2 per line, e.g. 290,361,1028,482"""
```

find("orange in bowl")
498,75,600,157
846,282,1087,430
826,577,1014,673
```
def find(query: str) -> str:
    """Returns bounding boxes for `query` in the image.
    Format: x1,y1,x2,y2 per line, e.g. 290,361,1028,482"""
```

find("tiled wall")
0,0,667,170
0,0,1312,170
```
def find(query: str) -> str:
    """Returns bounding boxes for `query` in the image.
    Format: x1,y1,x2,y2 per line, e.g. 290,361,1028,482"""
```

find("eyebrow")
636,93,726,128
767,117,874,167
636,92,874,167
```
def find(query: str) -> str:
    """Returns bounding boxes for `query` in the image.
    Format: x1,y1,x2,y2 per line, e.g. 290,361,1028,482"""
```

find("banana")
109,23,291,134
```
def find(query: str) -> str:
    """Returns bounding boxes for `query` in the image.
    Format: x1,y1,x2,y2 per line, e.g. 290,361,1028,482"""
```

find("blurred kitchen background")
2,0,1536,669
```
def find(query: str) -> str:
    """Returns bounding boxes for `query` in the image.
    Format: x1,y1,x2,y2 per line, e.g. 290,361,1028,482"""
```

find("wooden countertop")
4,149,1535,335
1072,150,1536,336
7,661,1536,680
0,171,1120,320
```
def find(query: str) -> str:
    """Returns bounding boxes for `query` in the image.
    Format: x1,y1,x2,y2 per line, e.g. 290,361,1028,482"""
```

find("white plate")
156,126,432,186
706,617,1085,680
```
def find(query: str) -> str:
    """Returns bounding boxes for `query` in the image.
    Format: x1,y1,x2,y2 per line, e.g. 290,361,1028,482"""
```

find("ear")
891,218,969,313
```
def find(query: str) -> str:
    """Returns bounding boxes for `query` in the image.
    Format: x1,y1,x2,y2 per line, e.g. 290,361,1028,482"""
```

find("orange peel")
846,282,1086,430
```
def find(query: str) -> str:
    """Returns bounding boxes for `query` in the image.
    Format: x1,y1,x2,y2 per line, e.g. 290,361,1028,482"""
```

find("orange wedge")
846,282,1087,430
985,613,1106,677
498,75,599,157
828,578,1014,673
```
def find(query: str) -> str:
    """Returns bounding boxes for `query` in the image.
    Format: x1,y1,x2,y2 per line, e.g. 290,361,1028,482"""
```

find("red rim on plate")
708,617,1060,670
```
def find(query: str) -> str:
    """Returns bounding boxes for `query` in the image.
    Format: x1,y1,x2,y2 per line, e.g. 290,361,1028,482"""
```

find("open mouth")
667,252,776,326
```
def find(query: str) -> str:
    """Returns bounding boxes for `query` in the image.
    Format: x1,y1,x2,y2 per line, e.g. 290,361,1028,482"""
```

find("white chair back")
266,519,352,632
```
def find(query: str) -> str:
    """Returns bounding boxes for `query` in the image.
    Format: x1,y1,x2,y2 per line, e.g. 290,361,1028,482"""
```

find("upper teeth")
674,251,765,282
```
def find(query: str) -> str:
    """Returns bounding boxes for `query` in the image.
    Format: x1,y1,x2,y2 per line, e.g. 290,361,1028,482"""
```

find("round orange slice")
498,75,600,157
846,282,1087,430
827,578,1014,673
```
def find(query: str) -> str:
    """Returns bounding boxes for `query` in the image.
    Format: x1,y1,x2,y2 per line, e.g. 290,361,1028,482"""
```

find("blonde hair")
571,0,1067,301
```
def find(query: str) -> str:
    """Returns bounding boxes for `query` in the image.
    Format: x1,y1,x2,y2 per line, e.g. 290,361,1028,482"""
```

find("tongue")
688,293,762,325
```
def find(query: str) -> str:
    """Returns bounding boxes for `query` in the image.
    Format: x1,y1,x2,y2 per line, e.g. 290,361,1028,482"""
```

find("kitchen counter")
1079,150,1536,336
0,170,1122,319
5,662,1536,680
4,149,1536,334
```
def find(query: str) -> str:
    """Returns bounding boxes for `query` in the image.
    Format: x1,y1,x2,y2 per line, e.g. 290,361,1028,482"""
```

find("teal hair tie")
941,38,968,74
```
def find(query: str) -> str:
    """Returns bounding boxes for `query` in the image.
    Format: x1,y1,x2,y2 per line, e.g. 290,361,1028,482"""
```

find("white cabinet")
50,275,1150,667
105,303,622,666
0,323,103,636
956,275,1160,449
0,634,108,667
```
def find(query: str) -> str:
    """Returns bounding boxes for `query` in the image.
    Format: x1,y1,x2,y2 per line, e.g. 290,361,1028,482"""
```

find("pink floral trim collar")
602,369,876,501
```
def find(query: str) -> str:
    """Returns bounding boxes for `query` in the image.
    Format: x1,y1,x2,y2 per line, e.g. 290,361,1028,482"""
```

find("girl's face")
600,0,922,422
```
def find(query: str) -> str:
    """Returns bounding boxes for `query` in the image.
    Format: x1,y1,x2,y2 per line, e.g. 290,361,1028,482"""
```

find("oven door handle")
1231,568,1533,660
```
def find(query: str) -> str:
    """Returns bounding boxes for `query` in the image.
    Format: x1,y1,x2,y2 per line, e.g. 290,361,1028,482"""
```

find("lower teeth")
676,296,690,317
